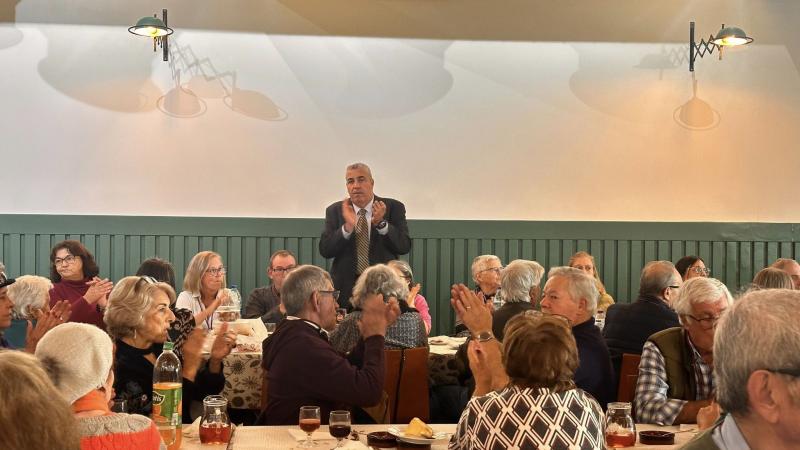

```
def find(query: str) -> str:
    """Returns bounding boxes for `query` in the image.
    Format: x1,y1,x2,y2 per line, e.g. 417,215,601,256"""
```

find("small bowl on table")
639,430,675,445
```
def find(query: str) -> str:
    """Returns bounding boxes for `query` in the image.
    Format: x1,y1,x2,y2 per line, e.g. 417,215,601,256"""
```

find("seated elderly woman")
752,267,794,290
176,251,231,330
105,276,235,423
448,307,605,448
137,258,195,357
330,264,427,353
0,270,70,352
49,240,113,328
0,350,81,450
388,260,432,334
35,322,165,449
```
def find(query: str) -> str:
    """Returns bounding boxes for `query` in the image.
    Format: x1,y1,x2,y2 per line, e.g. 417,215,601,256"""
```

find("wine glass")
328,410,351,448
298,406,321,448
110,398,127,413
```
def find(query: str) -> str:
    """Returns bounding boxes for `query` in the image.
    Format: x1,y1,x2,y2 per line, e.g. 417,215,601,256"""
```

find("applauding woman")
49,240,113,329
176,251,230,330
105,276,235,423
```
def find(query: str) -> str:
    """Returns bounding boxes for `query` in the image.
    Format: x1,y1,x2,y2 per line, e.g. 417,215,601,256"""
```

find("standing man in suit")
319,163,411,308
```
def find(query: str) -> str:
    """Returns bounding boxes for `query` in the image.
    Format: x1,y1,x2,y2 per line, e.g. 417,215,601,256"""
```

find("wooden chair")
384,347,430,423
617,353,641,403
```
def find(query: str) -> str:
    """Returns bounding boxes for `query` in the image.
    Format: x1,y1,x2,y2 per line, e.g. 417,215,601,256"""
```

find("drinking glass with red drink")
298,406,321,448
328,410,351,448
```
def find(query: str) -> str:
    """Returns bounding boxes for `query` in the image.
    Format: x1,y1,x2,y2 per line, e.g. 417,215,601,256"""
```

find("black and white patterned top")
329,311,428,354
449,385,605,450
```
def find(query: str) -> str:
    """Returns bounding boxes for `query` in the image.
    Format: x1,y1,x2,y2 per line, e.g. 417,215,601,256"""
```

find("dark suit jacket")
319,196,411,307
602,294,680,376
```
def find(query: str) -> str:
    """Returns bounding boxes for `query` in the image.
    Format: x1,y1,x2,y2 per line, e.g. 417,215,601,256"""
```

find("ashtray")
367,431,398,448
639,430,675,445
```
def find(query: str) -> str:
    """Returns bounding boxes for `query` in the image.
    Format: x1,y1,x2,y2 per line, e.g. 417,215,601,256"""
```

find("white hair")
351,264,408,308
500,260,545,303
471,255,501,283
715,289,800,414
672,277,733,318
547,266,599,316
346,162,373,180
7,275,53,320
281,266,332,316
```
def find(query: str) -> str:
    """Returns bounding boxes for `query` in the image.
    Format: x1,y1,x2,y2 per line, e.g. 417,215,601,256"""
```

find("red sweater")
50,278,105,329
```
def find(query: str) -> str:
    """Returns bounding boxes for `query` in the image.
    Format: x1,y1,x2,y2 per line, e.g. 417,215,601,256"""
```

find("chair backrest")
617,353,641,403
384,347,430,423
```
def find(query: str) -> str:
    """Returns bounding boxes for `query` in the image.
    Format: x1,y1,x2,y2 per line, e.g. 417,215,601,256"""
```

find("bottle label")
152,382,182,427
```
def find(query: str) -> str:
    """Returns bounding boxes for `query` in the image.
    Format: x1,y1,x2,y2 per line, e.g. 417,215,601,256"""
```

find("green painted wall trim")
2,214,798,336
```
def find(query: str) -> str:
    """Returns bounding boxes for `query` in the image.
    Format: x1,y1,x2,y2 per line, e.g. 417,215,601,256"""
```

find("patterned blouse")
449,385,605,450
329,311,428,354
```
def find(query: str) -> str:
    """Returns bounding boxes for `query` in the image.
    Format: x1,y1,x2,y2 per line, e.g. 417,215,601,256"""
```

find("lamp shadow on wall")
162,42,286,121
271,36,453,119
0,1,23,50
634,46,682,80
37,27,161,112
673,74,720,131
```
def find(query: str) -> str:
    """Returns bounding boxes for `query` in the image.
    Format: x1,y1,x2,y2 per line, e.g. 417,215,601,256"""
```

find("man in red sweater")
259,265,399,425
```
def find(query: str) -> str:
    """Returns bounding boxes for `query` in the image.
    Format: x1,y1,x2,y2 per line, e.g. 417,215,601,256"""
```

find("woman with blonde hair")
175,251,230,330
569,251,615,311
0,350,81,450
106,276,234,423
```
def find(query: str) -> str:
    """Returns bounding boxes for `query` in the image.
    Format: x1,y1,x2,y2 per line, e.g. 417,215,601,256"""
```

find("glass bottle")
605,402,636,448
199,395,231,444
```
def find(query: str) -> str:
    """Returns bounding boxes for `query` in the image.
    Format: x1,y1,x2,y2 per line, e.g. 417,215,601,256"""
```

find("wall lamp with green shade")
128,9,174,62
689,21,753,72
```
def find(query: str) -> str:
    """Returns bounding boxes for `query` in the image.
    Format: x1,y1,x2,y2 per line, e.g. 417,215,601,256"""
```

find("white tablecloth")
180,423,696,449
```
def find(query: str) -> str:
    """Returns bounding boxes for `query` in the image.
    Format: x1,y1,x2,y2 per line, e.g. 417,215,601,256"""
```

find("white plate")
387,426,450,444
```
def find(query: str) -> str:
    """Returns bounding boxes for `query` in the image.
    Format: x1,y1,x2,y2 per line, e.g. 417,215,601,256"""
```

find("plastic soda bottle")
152,341,182,450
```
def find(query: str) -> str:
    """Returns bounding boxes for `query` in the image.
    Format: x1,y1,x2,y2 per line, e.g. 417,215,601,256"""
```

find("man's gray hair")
639,261,678,297
351,264,408,308
281,265,332,316
715,289,800,414
500,259,545,303
7,275,53,320
672,277,733,318
547,266,599,316
346,162,373,180
471,255,501,282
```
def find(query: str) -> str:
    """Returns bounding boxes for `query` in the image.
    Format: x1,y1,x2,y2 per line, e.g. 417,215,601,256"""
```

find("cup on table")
329,410,351,448
265,322,277,334
298,405,321,448
110,398,127,413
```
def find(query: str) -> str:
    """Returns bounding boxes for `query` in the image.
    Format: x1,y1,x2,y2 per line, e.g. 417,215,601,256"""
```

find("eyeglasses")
690,267,711,276
319,290,341,301
683,313,724,330
478,266,503,275
205,267,226,276
54,255,78,266
270,266,296,274
766,368,800,378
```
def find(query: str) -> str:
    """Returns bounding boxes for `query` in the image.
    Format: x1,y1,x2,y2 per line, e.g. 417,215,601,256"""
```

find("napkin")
286,429,367,449
183,416,202,438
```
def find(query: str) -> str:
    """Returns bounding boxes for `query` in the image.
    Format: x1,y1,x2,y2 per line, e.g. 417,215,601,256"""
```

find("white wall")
2,1,799,221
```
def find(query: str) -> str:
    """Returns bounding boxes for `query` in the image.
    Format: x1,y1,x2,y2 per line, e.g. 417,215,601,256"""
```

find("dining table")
180,422,698,449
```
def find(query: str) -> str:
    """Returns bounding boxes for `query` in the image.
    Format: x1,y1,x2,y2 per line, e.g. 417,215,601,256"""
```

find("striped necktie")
355,209,369,274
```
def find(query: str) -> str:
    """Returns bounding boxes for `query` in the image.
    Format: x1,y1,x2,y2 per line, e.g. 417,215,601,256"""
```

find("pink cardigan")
413,294,431,334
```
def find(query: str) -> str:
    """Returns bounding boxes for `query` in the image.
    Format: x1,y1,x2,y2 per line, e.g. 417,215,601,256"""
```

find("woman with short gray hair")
330,264,427,353
388,260,431,333
491,259,544,340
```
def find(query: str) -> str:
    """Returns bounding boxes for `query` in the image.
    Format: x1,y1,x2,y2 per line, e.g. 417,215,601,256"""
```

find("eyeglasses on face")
683,313,724,330
205,267,226,276
270,265,296,274
690,266,711,276
479,266,503,275
54,254,78,266
319,290,341,301
766,368,800,378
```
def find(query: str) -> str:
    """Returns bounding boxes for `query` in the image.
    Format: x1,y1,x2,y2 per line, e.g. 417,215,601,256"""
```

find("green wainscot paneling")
1,215,798,336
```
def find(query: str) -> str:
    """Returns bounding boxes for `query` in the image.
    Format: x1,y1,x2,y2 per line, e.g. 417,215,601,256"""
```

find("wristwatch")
375,220,388,230
474,331,495,342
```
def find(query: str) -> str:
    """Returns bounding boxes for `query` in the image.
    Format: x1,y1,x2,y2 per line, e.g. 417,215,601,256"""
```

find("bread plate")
387,426,450,444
